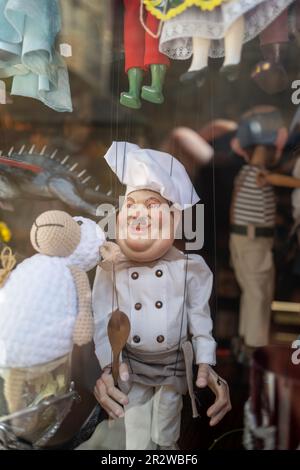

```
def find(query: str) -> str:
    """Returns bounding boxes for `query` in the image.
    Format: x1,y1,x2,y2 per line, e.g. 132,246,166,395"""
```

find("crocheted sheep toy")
0,211,109,418
0,210,105,415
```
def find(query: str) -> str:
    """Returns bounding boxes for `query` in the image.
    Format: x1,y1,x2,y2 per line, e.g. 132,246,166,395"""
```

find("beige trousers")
229,233,275,347
124,383,183,450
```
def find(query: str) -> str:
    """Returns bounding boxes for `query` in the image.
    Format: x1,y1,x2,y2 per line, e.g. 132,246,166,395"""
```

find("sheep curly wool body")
0,216,105,368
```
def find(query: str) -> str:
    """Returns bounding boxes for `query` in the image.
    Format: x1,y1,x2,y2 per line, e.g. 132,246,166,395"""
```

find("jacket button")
133,335,140,343
131,272,139,280
135,302,142,310
155,269,163,278
155,301,163,309
156,335,165,343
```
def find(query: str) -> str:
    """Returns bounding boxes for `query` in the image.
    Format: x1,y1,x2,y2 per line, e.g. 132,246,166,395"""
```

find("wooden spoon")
107,309,131,384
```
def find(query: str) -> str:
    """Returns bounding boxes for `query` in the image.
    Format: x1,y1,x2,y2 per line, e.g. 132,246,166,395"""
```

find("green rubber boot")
141,64,166,104
120,67,143,109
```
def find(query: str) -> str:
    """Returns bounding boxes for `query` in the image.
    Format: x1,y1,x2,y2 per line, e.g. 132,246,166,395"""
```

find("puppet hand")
94,362,129,420
196,363,209,388
206,367,231,426
99,242,122,270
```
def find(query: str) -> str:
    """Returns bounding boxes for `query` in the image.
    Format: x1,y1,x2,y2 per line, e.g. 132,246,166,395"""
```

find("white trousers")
230,233,275,347
124,383,183,450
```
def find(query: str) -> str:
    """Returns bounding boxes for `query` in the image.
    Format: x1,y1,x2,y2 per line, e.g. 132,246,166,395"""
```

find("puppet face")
116,189,180,262
30,210,81,257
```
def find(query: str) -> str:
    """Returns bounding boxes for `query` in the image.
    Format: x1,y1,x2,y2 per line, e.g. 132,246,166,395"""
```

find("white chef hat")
104,141,200,210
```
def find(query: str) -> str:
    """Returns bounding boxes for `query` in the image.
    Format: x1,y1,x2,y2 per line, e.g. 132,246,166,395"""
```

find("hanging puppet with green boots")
120,0,170,109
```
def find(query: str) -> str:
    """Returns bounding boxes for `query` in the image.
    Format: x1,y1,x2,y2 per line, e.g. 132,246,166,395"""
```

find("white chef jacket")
93,246,216,369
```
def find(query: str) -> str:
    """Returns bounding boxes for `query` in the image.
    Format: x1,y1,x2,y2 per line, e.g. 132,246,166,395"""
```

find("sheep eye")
77,220,83,226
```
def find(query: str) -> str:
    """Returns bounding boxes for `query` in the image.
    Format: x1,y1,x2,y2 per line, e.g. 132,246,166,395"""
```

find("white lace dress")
159,0,294,59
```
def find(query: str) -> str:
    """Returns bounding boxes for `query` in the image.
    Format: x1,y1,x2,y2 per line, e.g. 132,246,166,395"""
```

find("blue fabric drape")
0,0,72,112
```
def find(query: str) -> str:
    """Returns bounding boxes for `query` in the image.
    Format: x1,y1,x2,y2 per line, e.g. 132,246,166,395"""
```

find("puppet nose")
135,216,148,225
131,216,148,227
129,205,148,219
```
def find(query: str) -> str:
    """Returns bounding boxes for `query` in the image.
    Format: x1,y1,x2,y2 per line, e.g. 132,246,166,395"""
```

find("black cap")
237,110,284,149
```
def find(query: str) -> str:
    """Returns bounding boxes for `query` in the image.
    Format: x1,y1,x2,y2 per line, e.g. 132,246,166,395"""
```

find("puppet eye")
125,196,135,209
77,220,83,226
146,200,161,209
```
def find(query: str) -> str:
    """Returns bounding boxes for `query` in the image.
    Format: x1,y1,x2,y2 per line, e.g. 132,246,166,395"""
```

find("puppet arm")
199,119,238,143
257,172,300,188
186,254,216,366
69,266,94,346
186,256,231,424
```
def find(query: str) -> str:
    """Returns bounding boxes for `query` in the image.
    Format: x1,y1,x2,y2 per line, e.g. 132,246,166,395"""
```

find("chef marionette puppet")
93,142,231,450
158,0,293,85
120,0,170,109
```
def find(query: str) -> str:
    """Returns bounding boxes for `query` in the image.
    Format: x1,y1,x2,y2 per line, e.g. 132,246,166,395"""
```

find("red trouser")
123,0,169,72
260,8,289,45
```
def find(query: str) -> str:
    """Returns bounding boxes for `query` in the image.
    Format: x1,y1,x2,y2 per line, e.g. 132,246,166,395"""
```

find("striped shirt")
232,165,276,227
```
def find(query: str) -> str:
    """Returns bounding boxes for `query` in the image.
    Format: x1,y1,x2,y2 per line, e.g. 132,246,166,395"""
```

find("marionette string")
109,38,116,200
112,263,120,310
112,9,126,211
174,171,196,375
109,0,134,370
209,71,218,327
139,0,165,39
109,13,133,369
109,16,123,369
172,76,192,376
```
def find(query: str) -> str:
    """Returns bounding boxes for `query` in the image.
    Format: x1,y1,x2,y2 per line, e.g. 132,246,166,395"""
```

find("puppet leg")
180,37,210,86
229,235,247,342
221,16,245,81
124,383,154,450
230,234,274,348
141,64,167,104
251,10,289,94
151,385,183,448
120,0,145,109
141,12,169,104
